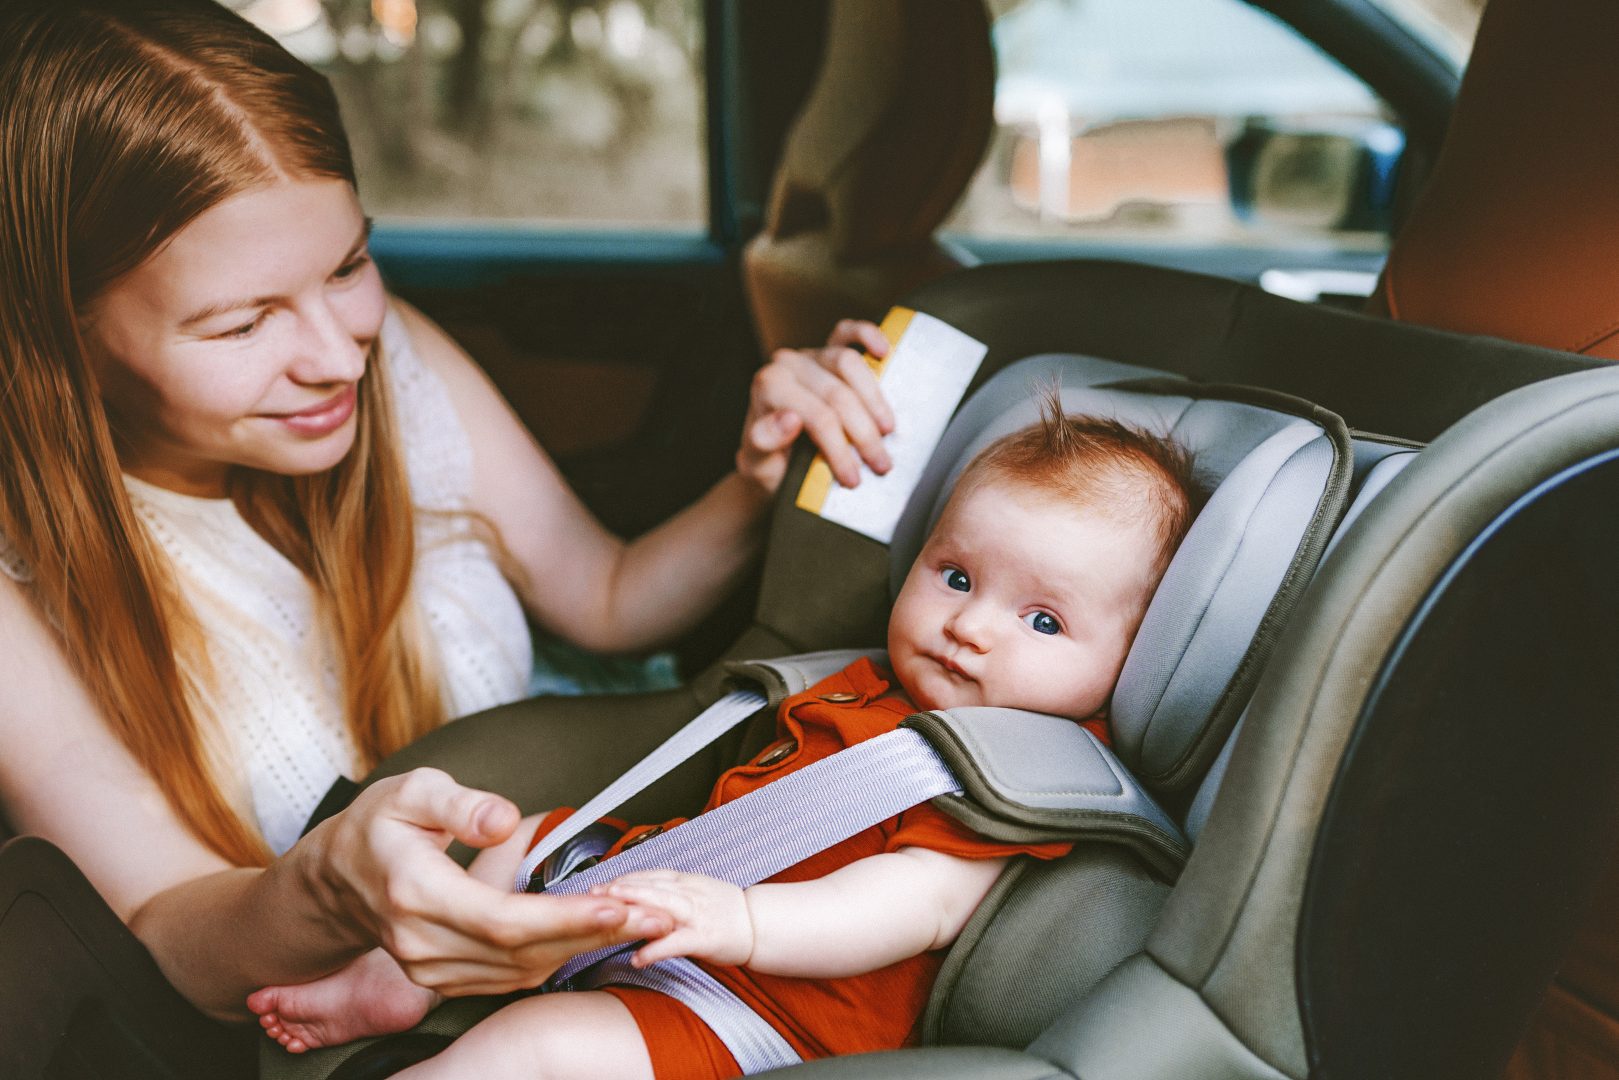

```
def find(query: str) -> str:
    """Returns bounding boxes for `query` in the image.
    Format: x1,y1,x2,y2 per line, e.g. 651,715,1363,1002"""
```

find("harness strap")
514,688,769,892
544,727,962,981
539,727,964,1074
533,826,803,1074
576,954,804,1072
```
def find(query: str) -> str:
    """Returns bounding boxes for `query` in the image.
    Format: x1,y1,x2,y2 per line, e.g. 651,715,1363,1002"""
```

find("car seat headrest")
890,354,1350,794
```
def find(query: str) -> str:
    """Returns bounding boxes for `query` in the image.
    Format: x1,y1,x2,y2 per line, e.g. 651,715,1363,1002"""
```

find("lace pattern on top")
118,305,532,853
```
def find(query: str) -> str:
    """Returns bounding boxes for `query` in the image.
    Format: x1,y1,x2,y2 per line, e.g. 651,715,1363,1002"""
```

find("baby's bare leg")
248,814,550,1053
395,990,653,1080
249,948,437,1053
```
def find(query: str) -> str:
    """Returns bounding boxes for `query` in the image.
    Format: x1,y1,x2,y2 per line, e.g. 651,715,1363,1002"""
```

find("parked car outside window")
945,0,1483,257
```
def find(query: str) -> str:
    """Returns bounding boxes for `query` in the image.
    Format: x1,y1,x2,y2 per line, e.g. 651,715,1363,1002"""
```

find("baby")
249,396,1198,1079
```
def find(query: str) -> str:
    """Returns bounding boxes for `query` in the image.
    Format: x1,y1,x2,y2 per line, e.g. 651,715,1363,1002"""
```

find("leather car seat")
1367,0,1619,359
740,0,992,357
1366,0,1619,1072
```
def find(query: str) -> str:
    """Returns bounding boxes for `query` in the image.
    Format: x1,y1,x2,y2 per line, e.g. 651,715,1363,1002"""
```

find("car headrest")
742,0,992,355
889,354,1350,795
1368,0,1619,358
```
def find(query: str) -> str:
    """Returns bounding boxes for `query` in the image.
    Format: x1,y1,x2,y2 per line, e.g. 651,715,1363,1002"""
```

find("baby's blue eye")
1023,611,1061,635
942,568,970,592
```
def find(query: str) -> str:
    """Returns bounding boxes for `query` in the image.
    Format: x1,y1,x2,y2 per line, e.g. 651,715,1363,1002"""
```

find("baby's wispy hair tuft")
956,383,1201,579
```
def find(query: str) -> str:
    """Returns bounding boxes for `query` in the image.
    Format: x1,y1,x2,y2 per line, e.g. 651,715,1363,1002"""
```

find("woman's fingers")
759,352,891,486
736,319,895,495
826,318,892,362
747,409,803,455
325,768,671,996
817,343,895,436
820,320,894,436
365,768,521,850
384,881,647,993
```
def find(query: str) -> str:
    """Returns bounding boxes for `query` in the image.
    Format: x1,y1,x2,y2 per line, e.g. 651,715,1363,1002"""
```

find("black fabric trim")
300,776,362,839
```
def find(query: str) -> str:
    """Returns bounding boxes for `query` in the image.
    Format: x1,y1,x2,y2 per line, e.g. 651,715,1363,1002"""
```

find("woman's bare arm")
0,575,648,1020
392,300,890,654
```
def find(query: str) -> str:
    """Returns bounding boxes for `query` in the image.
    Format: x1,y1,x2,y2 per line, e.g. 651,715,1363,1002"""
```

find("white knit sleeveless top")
1,307,533,854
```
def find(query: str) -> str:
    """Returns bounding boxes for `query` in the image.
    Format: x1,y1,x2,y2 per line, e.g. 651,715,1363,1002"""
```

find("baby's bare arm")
746,849,1006,977
603,850,1007,978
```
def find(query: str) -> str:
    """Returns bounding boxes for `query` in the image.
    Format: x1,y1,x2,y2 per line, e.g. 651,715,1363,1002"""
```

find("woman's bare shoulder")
0,575,229,918
387,296,501,402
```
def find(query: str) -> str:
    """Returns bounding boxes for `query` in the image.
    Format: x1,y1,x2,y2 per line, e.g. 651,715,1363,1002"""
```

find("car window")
944,0,1480,254
230,0,707,231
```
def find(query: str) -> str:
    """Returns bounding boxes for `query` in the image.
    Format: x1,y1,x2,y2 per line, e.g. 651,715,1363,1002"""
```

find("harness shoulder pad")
905,708,1189,881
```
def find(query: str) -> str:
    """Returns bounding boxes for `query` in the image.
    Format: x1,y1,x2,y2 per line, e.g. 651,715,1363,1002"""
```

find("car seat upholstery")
363,266,1618,1080
4,262,1615,1080
740,0,991,357
886,361,1352,1050
741,264,1619,1079
263,317,1353,1080
1365,0,1619,1071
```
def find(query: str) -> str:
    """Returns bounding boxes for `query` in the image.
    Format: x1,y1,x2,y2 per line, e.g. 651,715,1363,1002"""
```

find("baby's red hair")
956,386,1200,580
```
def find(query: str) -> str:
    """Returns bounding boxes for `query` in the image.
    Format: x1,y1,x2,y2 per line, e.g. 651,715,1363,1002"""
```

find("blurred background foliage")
231,0,707,225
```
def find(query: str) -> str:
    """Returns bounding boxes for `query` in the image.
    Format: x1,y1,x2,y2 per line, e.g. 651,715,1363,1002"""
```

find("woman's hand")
595,870,756,969
305,768,666,997
736,319,897,496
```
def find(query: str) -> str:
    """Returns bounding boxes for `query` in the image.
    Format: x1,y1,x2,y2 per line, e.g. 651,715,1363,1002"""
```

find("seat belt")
514,687,963,1076
540,726,963,980
513,687,768,890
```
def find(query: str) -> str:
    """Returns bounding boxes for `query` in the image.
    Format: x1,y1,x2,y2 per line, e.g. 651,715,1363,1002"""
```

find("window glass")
945,0,1418,251
232,0,707,229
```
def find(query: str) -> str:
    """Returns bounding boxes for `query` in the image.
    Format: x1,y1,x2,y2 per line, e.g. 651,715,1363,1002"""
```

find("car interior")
4,0,1619,1078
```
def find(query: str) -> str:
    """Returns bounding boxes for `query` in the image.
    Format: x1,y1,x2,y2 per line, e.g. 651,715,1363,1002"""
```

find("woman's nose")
289,302,367,385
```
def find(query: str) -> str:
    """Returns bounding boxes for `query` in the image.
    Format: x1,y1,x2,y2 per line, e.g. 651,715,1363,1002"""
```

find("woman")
0,0,893,1021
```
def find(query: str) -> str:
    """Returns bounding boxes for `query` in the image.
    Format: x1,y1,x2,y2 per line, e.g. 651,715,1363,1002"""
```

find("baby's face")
887,481,1162,720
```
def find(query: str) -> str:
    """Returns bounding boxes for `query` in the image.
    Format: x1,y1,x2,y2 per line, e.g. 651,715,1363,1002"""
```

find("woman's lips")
269,385,356,436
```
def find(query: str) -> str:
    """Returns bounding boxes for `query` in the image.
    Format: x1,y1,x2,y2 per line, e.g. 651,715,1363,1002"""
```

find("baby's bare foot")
246,948,438,1053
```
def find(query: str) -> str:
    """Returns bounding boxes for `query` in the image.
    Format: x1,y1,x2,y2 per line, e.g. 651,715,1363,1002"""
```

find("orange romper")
531,659,1101,1080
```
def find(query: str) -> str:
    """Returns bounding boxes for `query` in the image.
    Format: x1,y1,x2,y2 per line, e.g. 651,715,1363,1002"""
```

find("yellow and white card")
795,307,986,544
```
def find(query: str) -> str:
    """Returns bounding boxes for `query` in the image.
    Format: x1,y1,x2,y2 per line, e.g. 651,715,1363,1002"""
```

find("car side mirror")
1226,118,1405,234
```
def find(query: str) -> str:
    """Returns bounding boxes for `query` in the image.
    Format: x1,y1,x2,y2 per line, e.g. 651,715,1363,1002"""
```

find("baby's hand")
594,870,755,969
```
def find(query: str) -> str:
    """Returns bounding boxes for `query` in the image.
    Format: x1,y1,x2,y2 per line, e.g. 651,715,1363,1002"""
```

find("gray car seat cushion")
1116,426,1335,786
1028,953,1293,1080
924,846,1172,1050
889,355,1346,795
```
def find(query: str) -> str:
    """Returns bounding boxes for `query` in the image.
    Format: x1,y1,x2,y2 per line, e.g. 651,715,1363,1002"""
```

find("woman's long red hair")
0,0,445,865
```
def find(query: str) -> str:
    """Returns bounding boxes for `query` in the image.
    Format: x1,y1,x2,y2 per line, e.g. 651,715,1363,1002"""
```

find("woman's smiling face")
81,176,385,496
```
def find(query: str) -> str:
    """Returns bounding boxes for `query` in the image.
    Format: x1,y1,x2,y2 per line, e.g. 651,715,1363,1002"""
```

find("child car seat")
286,263,1617,1079
3,260,1614,1080
271,319,1355,1079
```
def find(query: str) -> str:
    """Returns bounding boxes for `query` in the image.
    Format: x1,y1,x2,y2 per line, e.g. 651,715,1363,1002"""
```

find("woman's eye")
941,568,970,592
332,253,371,281
215,313,265,340
1023,611,1061,635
